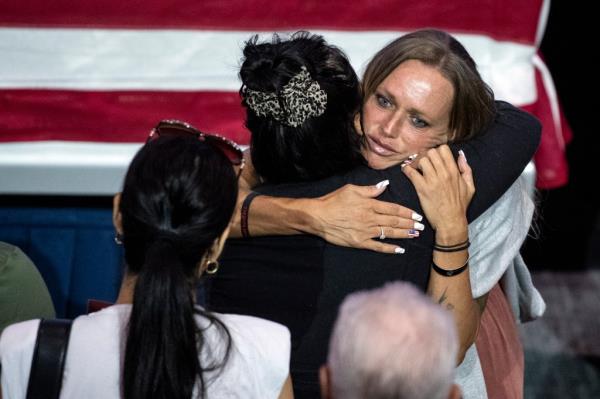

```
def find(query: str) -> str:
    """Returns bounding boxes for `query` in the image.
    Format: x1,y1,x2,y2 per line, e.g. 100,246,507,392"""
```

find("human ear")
353,113,363,135
198,226,231,274
112,193,123,235
447,128,457,143
212,225,231,260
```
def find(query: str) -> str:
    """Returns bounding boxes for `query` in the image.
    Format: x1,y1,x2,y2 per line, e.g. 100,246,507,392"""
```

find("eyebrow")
407,108,431,122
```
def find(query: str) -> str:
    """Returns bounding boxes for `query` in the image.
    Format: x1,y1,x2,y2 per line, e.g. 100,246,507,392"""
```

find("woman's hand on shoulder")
306,182,424,254
402,145,474,235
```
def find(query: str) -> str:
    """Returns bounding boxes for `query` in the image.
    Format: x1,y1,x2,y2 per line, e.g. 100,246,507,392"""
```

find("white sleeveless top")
0,304,290,399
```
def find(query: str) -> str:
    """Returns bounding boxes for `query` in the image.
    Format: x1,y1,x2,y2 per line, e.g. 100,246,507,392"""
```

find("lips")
366,134,397,156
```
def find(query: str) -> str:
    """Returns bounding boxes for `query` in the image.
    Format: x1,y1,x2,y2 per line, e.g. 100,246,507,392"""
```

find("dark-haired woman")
207,31,542,399
0,125,293,399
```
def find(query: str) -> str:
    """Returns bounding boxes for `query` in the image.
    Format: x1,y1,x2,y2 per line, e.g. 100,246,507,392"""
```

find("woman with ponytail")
0,122,293,399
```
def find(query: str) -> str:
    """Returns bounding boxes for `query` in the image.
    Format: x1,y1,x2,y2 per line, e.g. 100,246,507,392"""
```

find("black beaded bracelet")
241,192,261,238
431,259,469,277
433,240,470,252
434,238,469,249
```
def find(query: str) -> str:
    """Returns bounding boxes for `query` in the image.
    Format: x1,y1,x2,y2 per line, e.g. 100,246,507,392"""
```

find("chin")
367,156,393,170
363,148,397,170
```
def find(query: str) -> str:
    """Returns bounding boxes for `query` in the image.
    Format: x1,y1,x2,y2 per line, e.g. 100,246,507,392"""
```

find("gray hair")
327,282,458,399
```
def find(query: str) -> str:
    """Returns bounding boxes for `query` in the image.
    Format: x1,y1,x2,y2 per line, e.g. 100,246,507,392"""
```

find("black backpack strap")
26,318,74,399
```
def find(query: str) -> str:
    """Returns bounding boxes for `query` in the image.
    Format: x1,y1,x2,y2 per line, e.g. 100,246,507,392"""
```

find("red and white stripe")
0,0,569,194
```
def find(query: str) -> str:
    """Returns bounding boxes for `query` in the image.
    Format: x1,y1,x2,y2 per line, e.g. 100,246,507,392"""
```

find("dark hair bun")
239,31,364,184
240,36,281,92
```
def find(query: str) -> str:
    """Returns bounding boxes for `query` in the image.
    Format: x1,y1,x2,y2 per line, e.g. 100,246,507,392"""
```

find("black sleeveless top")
206,102,541,397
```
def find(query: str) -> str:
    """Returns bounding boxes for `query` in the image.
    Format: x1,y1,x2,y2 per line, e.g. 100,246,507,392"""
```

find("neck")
116,273,137,304
114,272,199,305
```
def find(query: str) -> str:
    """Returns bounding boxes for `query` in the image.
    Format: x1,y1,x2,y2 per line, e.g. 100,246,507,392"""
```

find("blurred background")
519,1,600,397
0,0,597,397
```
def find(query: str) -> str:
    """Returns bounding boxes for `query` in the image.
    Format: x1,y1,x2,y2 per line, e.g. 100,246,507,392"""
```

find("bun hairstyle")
240,31,365,184
119,136,237,399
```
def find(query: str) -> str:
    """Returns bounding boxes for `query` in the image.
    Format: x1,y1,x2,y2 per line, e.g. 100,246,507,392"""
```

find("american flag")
0,0,569,193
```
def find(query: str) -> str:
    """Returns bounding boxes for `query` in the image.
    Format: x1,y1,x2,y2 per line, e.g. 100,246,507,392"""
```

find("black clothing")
206,102,541,398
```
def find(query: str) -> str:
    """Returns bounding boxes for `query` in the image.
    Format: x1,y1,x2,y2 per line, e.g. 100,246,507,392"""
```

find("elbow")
455,306,481,366
500,101,543,151
527,113,542,150
455,328,478,366
518,109,543,151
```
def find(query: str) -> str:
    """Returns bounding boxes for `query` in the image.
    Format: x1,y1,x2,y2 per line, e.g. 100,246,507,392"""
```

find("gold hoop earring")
205,260,219,275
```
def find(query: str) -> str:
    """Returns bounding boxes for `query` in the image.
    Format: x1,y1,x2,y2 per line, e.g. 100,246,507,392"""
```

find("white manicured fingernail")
412,212,423,222
408,153,418,161
458,149,467,162
395,247,405,254
375,180,390,189
414,222,425,231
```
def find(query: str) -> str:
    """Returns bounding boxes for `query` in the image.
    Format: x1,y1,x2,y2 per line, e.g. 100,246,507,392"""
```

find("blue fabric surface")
0,207,123,318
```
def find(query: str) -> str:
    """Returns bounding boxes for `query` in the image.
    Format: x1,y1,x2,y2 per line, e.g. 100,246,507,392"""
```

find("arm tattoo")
437,288,448,305
437,288,455,311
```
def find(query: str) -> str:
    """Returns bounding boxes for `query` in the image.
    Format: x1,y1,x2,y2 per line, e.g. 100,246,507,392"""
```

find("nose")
381,113,402,138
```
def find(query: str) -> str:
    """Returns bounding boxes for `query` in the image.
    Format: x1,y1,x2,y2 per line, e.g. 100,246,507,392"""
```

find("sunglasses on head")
148,119,245,174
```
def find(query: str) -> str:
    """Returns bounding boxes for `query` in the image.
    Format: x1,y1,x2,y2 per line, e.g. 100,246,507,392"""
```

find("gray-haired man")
320,281,461,399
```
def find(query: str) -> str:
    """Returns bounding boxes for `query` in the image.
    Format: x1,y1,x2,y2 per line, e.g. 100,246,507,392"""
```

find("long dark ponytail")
119,136,237,399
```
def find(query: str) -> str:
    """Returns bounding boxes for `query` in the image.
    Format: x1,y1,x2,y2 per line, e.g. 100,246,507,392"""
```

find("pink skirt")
476,284,524,399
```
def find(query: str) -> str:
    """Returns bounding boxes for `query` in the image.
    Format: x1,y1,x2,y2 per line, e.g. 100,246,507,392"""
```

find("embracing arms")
230,150,420,253
454,101,541,221
403,146,480,363
394,103,541,363
230,102,541,255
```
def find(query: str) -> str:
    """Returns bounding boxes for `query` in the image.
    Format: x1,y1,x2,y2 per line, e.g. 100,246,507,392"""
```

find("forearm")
231,147,317,237
451,102,541,221
229,187,317,237
426,226,480,365
229,181,416,254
